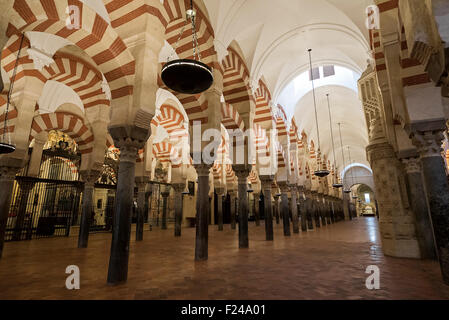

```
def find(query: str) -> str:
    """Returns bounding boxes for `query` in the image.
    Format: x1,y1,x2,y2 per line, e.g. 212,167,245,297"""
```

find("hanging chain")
308,49,322,170
167,0,202,63
2,33,25,143
168,22,187,62
327,94,337,182
338,123,346,183
190,7,202,61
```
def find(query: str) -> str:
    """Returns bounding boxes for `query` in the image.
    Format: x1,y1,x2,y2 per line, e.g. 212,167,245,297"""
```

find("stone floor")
1,217,449,300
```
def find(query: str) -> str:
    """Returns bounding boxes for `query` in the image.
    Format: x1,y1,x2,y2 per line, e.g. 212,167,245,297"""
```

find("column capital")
194,163,212,177
278,182,289,193
80,169,101,187
402,157,422,174
0,167,20,182
260,175,275,189
172,183,185,193
215,187,225,196
412,130,445,158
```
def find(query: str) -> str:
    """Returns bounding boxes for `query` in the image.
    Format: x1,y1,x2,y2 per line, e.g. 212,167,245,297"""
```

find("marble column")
107,141,140,284
27,138,46,177
12,180,35,241
343,191,351,220
319,194,327,226
326,197,332,225
402,157,436,260
279,183,291,236
135,177,149,241
289,185,300,234
299,188,307,232
194,164,211,261
234,167,251,248
161,189,170,230
0,167,19,258
305,190,314,230
260,176,274,241
172,183,185,237
254,192,260,226
273,194,280,224
78,171,99,248
312,192,321,228
229,190,237,230
413,130,449,283
216,188,224,231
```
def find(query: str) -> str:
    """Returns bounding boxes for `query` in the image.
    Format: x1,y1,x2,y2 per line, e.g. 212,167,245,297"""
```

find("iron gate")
5,176,83,241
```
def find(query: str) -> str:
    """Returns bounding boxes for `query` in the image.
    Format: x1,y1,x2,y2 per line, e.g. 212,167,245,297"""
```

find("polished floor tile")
1,217,448,300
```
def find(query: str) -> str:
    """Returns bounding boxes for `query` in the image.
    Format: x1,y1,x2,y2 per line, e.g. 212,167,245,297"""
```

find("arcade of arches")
1,0,449,299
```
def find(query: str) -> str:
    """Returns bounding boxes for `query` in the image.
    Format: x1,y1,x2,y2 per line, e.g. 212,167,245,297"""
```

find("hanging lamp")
326,94,342,188
308,49,329,178
0,34,25,154
161,0,213,94
338,123,351,194
347,146,358,199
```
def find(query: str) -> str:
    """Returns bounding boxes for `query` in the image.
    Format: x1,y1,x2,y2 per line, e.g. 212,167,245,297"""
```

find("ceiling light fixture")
0,34,25,155
308,49,329,178
326,94,342,189
161,0,213,94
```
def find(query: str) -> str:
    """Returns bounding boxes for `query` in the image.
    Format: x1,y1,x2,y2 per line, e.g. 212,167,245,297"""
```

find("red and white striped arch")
222,47,253,106
254,79,273,129
151,104,188,141
0,96,18,136
275,104,288,143
163,0,217,69
254,123,270,159
6,0,135,100
225,164,236,185
41,53,110,109
276,142,286,169
248,169,259,185
289,118,299,146
152,141,182,168
221,102,244,131
29,112,94,154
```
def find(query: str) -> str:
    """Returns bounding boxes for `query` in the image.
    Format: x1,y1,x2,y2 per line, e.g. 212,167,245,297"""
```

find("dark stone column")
273,194,280,224
325,196,332,225
0,167,19,259
279,183,291,236
107,140,140,285
12,180,35,241
298,187,307,231
194,164,211,261
319,194,327,226
216,188,224,231
78,170,99,248
289,185,300,234
172,183,185,237
260,176,274,241
135,177,149,241
161,188,170,230
312,192,321,228
305,190,314,230
234,166,251,248
412,130,449,283
402,157,436,259
229,190,237,230
343,191,351,220
254,192,260,226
